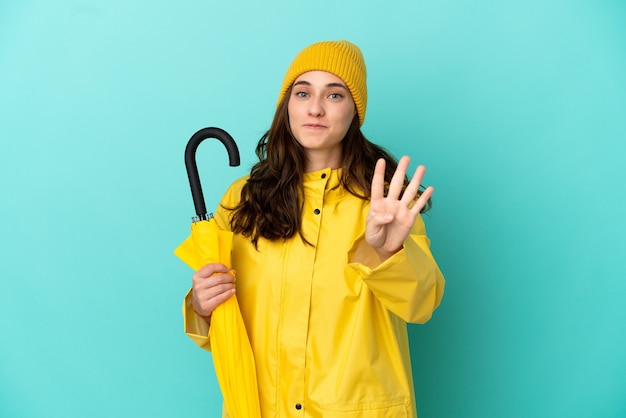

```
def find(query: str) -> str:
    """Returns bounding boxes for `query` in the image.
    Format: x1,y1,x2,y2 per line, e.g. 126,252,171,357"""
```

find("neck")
303,149,342,172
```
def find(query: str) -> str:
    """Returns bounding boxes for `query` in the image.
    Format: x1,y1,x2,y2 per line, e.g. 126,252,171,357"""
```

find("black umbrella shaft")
184,127,240,218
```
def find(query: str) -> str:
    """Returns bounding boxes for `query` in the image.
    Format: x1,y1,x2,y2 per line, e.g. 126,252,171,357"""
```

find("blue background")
1,1,625,417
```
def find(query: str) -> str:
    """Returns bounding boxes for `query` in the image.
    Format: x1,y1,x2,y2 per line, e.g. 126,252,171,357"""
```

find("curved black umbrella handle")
184,127,240,220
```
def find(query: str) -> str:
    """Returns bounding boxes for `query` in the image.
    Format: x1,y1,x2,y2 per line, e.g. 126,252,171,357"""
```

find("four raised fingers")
373,156,433,209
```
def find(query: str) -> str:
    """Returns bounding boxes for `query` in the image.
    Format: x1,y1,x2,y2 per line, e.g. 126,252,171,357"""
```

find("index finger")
195,263,231,278
371,158,386,200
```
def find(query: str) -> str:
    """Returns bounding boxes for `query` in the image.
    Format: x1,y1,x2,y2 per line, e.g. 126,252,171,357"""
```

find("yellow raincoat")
184,168,445,417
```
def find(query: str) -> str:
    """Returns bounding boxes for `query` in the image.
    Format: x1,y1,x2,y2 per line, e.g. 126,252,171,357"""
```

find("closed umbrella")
174,127,261,418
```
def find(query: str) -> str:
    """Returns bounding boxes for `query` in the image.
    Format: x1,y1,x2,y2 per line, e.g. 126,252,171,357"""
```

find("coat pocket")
320,397,410,417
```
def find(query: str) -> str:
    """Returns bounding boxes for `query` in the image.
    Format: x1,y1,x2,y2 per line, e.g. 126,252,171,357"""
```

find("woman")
183,40,445,417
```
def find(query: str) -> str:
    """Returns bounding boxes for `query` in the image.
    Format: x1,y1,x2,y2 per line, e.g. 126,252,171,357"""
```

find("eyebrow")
293,80,349,90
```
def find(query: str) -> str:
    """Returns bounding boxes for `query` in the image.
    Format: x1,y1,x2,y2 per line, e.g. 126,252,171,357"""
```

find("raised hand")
365,156,434,261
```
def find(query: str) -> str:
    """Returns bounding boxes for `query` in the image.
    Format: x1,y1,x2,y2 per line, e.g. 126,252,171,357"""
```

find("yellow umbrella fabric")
175,218,262,418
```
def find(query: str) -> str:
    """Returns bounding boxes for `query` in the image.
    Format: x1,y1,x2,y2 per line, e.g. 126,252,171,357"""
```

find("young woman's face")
287,71,356,168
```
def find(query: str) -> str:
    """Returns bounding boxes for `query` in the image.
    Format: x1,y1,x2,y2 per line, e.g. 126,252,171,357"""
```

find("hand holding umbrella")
191,263,236,323
174,127,261,418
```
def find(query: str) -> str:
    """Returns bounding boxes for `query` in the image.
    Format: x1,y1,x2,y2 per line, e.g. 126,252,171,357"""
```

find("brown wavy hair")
228,85,431,247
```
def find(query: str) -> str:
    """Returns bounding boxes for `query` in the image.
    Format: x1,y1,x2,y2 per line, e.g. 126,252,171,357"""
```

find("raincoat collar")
303,167,342,190
303,168,345,215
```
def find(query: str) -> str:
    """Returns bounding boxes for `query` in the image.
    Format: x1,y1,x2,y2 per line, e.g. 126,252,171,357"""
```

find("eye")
329,93,343,100
294,91,309,98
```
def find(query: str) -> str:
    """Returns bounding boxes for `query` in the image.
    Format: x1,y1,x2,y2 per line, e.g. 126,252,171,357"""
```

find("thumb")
374,212,394,224
366,212,393,235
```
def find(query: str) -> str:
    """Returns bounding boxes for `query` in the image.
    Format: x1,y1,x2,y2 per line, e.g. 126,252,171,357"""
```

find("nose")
307,96,324,117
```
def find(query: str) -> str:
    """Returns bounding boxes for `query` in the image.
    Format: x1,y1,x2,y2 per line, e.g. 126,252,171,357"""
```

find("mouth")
303,124,327,129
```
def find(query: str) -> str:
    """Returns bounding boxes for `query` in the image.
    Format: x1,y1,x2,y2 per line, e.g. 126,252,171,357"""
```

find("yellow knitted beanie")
277,40,367,126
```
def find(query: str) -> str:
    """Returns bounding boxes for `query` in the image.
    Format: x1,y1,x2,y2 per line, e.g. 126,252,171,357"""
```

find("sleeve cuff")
182,289,212,350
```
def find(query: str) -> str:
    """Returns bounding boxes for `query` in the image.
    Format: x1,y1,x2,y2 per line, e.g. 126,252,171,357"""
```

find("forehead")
293,70,347,87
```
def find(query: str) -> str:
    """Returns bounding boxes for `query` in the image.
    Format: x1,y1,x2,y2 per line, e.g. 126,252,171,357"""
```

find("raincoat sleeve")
182,176,248,351
183,289,211,350
347,214,445,324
